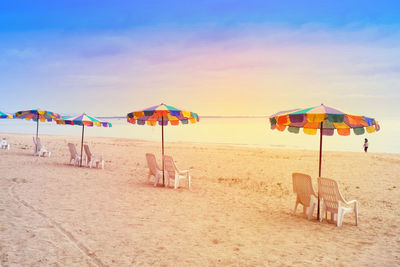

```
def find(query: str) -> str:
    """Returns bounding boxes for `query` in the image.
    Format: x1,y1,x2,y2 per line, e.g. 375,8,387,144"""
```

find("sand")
0,133,399,266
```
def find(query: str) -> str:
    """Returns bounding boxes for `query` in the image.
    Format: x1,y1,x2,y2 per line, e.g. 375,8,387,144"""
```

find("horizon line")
97,115,268,119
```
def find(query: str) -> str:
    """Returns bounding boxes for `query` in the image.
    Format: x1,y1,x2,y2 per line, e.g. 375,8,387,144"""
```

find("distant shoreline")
0,131,396,156
97,116,268,120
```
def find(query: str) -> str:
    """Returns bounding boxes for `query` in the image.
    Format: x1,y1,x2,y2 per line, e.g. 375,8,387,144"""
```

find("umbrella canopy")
127,103,199,184
270,105,380,137
0,111,14,119
15,109,61,138
127,103,199,126
56,113,111,167
270,104,380,219
270,104,380,174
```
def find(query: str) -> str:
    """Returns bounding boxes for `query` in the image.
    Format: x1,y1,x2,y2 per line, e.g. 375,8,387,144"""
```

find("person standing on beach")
363,138,369,152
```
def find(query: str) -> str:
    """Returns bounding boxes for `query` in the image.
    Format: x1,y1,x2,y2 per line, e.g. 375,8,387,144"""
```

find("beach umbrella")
127,103,199,185
56,113,112,167
0,111,14,134
15,109,61,139
270,104,380,218
0,111,14,119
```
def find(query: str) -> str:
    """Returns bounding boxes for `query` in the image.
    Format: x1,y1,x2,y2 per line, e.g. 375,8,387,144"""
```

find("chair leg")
337,208,344,227
164,176,169,187
293,200,299,215
307,199,315,220
154,174,159,187
319,202,325,222
354,202,358,226
188,175,191,189
174,176,179,189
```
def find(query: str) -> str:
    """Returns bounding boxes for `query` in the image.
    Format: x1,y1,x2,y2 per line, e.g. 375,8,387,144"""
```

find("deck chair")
163,155,191,189
0,138,10,150
145,153,163,186
292,173,318,220
318,177,358,227
84,144,104,169
67,143,81,166
33,137,51,157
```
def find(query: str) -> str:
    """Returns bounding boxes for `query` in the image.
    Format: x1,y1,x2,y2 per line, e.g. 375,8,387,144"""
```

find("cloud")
1,23,400,116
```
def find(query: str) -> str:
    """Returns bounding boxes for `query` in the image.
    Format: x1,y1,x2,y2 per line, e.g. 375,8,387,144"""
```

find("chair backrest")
145,153,160,175
84,144,92,161
163,155,176,178
68,143,78,157
1,139,7,146
318,177,342,212
292,173,316,206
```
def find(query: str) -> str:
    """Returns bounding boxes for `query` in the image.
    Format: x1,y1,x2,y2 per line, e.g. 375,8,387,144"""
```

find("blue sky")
0,1,399,118
2,1,400,32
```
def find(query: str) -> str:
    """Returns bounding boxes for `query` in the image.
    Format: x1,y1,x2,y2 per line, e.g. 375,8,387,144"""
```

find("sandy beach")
0,133,399,266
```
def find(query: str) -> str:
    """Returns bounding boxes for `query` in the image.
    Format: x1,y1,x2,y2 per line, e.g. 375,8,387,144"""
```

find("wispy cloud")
1,23,400,116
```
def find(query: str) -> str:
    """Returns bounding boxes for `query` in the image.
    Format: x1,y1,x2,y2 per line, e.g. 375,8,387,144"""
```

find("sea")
0,117,396,154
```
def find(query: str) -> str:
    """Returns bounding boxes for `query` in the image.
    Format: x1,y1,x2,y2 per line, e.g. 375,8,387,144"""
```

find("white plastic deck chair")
318,177,358,227
163,155,191,189
67,143,81,166
33,137,51,157
84,144,104,169
145,153,163,186
0,138,10,150
292,173,318,220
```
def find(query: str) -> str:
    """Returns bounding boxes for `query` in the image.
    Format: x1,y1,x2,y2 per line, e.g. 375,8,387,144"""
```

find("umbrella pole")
80,125,85,167
162,116,165,185
317,122,323,220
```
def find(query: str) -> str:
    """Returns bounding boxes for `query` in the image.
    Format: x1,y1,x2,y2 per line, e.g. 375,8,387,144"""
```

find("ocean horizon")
0,117,393,154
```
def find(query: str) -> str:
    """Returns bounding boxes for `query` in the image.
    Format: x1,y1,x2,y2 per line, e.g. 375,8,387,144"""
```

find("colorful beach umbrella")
270,104,380,218
0,111,14,134
56,113,112,167
270,104,380,175
127,103,199,185
15,109,61,139
0,111,14,119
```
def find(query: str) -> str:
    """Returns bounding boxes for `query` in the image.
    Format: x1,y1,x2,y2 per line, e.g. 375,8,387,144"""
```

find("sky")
0,1,399,152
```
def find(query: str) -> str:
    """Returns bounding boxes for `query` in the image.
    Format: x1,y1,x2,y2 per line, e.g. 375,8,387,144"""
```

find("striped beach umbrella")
270,104,380,176
270,104,380,218
57,113,112,167
0,112,14,136
0,111,14,119
15,109,61,139
127,103,199,184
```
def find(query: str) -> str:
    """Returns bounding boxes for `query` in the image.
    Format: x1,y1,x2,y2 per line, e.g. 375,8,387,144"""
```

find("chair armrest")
177,169,189,175
343,199,357,206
